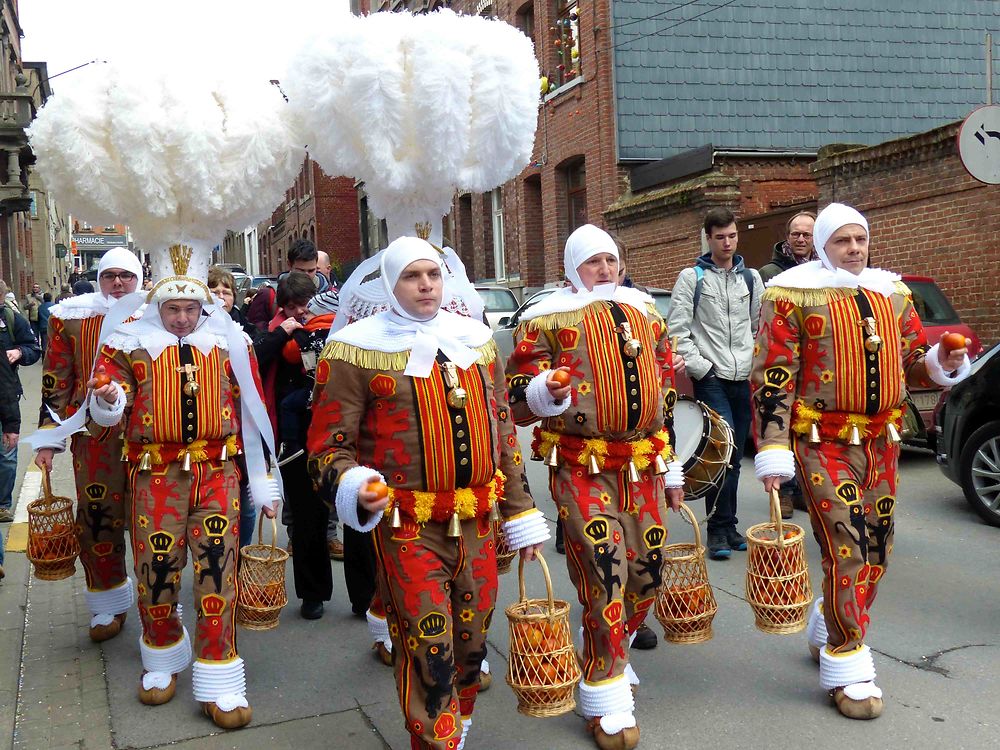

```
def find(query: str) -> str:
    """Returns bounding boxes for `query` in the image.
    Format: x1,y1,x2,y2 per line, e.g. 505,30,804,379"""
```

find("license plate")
910,390,940,412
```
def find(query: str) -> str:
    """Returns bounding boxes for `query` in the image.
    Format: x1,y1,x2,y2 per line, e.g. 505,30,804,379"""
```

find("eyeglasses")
99,271,137,282
789,232,813,239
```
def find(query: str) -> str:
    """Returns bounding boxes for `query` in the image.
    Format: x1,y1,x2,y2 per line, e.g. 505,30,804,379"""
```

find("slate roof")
611,0,1000,160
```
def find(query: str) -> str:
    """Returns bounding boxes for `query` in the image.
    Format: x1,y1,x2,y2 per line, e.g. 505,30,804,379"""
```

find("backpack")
692,265,756,316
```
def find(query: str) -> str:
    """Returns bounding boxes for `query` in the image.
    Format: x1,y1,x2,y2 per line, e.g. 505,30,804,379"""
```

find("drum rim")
674,396,713,472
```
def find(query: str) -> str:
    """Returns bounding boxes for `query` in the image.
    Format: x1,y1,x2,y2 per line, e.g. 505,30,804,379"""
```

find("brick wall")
813,122,1000,347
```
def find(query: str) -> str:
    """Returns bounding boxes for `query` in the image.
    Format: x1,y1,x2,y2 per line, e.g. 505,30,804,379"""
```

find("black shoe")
300,600,324,620
707,531,732,560
630,623,657,650
791,493,809,512
726,528,748,551
555,538,565,555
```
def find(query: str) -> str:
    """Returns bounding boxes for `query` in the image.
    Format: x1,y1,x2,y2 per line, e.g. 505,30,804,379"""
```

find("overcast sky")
20,0,351,84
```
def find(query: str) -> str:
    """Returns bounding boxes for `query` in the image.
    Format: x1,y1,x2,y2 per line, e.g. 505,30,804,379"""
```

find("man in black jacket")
0,348,21,577
756,211,815,519
0,300,40,523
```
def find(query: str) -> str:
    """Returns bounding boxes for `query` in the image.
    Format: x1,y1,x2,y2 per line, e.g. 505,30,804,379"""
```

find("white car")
474,285,519,330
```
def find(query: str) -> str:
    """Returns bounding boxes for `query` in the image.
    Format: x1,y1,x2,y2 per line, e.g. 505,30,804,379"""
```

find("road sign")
958,105,1000,184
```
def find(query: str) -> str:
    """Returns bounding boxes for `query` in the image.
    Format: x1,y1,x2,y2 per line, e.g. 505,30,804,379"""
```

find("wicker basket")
654,502,717,643
745,489,813,634
26,470,80,581
237,515,289,631
493,520,516,575
505,552,581,717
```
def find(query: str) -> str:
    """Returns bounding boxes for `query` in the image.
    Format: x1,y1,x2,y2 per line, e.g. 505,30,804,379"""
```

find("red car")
902,274,982,447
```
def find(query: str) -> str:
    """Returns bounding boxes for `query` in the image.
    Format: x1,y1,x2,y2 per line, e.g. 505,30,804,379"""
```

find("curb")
6,467,41,553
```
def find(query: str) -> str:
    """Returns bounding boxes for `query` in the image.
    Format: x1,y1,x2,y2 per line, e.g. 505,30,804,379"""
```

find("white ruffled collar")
50,292,115,320
105,306,230,359
765,260,900,297
520,284,655,322
331,308,492,377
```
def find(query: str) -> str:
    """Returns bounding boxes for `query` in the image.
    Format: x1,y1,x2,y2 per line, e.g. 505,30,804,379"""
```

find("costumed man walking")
308,236,548,750
508,224,685,750
751,203,970,719
88,245,281,730
32,248,143,642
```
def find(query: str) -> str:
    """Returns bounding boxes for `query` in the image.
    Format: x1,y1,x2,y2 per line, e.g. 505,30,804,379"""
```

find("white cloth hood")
564,224,619,292
813,203,868,272
379,236,447,322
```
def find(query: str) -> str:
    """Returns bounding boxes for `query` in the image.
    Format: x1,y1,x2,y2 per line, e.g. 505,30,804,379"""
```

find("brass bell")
183,380,200,397
587,453,601,475
626,459,641,483
530,448,543,462
446,387,467,409
447,511,462,538
121,445,129,462
809,422,821,444
138,451,153,472
545,444,560,468
623,339,643,358
886,422,902,444
864,334,882,353
653,454,669,476
181,452,192,472
391,504,402,529
849,424,862,446
489,501,503,523
220,442,229,461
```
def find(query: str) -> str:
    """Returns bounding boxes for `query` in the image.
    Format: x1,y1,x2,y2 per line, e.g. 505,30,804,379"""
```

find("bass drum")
672,396,734,500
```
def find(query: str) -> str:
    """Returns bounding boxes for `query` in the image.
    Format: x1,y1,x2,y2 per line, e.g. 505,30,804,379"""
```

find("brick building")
253,155,361,279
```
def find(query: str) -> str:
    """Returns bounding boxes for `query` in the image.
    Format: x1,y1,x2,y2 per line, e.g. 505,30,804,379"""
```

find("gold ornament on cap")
415,221,432,241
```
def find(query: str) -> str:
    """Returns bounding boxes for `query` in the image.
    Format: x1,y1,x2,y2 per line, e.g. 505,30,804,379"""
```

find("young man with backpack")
667,208,764,560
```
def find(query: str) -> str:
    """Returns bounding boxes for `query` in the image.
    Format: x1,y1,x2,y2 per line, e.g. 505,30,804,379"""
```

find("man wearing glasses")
33,248,143,642
758,211,817,519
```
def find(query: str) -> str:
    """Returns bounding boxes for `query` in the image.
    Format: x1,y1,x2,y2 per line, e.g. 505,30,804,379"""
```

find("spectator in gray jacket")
667,208,764,560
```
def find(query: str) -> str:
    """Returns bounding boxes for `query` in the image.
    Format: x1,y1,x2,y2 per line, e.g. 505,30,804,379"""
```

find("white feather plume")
28,62,304,255
283,9,539,243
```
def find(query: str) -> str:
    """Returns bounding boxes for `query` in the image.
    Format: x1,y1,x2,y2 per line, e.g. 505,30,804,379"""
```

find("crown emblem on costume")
419,611,447,638
875,496,895,517
148,603,173,621
643,525,666,549
85,483,107,501
169,244,193,276
584,518,609,544
93,541,114,557
836,482,860,506
149,530,175,554
200,593,226,617
602,600,623,625
764,367,791,390
203,514,228,537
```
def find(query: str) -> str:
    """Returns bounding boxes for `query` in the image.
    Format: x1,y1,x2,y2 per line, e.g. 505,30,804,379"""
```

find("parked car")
492,286,687,391
217,262,247,275
935,341,1000,526
901,274,982,448
474,285,519,330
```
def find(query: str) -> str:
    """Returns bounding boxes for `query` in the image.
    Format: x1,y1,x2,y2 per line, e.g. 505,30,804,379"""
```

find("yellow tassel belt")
791,400,903,443
124,435,240,467
381,470,504,525
531,427,672,472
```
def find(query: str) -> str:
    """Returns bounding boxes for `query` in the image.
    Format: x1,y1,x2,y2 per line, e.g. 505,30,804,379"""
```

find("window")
907,281,960,325
516,2,534,41
552,1,580,88
565,160,587,233
490,188,506,281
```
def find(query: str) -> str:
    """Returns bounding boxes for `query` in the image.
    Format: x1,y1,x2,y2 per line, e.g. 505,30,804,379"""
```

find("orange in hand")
940,332,967,353
367,481,389,499
93,367,112,389
550,369,571,388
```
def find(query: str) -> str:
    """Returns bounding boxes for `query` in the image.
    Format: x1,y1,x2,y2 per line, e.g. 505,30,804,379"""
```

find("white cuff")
88,385,126,427
192,657,247,703
84,577,133,617
502,509,551,549
806,597,827,650
820,644,876,690
525,371,571,418
249,473,281,513
337,465,384,533
139,628,192,675
579,675,635,719
367,609,392,649
31,431,67,452
663,460,684,489
924,344,971,387
754,448,795,481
